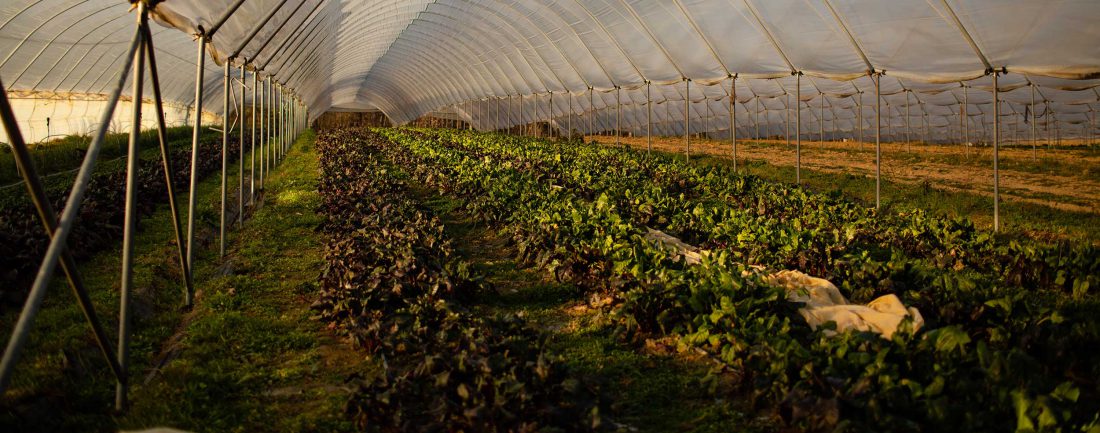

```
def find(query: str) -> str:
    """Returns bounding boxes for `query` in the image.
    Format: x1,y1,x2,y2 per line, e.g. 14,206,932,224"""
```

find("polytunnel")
4,0,1100,136
2,0,1100,429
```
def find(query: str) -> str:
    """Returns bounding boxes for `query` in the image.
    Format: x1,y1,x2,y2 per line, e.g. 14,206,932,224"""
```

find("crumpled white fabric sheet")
645,228,924,339
764,270,924,339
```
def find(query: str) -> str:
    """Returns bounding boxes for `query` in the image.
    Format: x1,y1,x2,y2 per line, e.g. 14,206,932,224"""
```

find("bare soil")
588,135,1100,215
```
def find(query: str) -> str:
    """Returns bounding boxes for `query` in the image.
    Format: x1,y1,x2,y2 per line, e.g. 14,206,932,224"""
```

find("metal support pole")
616,87,621,146
730,75,737,171
142,21,193,308
923,109,928,145
786,93,790,149
1030,84,1037,159
0,27,141,395
685,79,690,160
588,87,594,142
268,80,274,171
993,72,1000,232
238,64,245,226
117,5,148,410
0,79,124,389
875,72,882,210
858,91,864,149
905,90,911,151
279,85,284,158
647,81,653,153
963,85,970,157
756,97,760,140
549,92,554,139
250,71,256,205
186,36,204,285
259,75,264,191
1091,108,1096,146
819,93,824,144
796,73,802,184
220,60,229,258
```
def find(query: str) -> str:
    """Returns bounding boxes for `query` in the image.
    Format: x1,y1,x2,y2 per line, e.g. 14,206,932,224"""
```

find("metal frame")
0,0,315,412
0,19,142,404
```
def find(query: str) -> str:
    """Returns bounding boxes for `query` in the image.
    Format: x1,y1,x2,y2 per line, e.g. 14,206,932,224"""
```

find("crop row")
421,129,1096,300
0,132,238,307
373,127,1099,432
311,129,603,431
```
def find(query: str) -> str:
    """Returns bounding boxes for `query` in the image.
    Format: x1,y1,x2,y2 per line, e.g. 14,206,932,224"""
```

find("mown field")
3,126,1098,432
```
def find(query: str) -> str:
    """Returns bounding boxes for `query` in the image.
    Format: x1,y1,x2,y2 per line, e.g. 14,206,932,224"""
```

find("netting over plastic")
3,0,1099,141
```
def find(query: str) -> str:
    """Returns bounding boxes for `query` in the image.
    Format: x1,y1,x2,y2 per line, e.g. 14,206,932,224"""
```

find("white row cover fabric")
3,0,1100,139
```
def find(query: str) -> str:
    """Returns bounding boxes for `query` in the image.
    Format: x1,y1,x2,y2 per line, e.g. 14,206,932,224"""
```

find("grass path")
413,188,774,433
2,131,368,432
121,131,368,432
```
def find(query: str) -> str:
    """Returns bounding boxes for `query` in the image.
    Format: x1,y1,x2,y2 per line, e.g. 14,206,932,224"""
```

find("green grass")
0,131,356,432
121,130,363,432
643,146,1100,243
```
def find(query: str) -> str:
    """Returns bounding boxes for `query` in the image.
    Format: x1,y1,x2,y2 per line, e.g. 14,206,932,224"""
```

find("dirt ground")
586,135,1100,215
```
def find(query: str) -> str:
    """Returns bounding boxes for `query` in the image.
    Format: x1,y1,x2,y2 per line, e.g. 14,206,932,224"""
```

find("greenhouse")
1,0,1098,431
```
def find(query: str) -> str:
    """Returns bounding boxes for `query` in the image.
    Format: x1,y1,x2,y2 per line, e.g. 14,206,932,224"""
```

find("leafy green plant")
369,126,1100,432
312,129,605,432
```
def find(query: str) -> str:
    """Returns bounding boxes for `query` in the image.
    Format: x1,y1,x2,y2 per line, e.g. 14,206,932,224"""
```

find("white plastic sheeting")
3,0,1100,140
0,93,218,143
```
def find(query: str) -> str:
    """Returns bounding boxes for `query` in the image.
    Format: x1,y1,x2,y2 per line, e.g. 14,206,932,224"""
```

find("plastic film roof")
3,0,1100,140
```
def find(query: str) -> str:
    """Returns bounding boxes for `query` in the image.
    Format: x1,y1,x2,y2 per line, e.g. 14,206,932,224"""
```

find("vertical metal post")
905,90,911,151
647,81,652,153
186,36,204,284
220,59,229,258
259,75,264,191
549,91,554,139
730,75,737,171
922,107,928,144
0,27,142,395
1030,84,1037,159
819,93,824,144
268,80,274,171
278,86,283,157
1046,109,1052,148
796,73,802,184
875,72,882,210
0,79,125,391
142,21,193,308
684,79,690,160
616,87,621,146
858,91,863,149
1091,107,1096,146
250,71,256,205
755,96,760,140
588,87,594,142
963,84,969,157
280,85,285,158
568,92,573,140
238,64,245,226
786,93,790,149
992,71,1000,232
117,5,147,410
